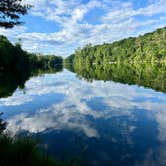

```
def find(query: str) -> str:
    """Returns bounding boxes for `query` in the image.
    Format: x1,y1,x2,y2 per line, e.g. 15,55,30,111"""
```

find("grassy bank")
0,115,80,166
0,134,64,166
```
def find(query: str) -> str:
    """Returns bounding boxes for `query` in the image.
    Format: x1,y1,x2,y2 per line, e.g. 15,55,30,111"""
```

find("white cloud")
0,0,165,56
103,0,166,23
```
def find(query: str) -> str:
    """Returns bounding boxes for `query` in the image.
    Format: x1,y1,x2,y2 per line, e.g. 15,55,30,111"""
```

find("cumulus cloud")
0,0,165,56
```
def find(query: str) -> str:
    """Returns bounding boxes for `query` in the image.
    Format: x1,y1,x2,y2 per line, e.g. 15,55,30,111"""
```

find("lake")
0,63,166,166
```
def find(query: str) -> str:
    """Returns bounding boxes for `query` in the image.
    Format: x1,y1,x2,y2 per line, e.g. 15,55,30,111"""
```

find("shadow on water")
0,64,63,98
65,62,166,93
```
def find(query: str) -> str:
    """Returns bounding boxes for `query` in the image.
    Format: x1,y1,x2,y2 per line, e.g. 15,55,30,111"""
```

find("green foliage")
0,35,28,71
0,114,51,166
0,115,80,166
64,54,75,64
0,35,63,72
30,54,63,69
0,35,63,98
0,134,64,166
65,27,166,93
64,54,75,71
0,65,63,98
66,62,166,93
67,27,166,64
0,0,31,28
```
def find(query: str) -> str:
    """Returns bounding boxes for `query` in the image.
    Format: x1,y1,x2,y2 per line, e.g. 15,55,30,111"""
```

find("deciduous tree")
0,0,31,28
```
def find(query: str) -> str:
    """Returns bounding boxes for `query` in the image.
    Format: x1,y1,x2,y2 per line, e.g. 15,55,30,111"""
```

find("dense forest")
0,35,63,98
65,27,166,93
65,27,166,65
0,35,63,72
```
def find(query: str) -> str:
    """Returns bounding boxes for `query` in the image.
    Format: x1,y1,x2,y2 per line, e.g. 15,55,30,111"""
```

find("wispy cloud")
0,0,165,56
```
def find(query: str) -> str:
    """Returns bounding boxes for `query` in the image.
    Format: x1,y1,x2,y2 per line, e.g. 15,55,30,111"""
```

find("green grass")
0,134,64,166
0,113,80,166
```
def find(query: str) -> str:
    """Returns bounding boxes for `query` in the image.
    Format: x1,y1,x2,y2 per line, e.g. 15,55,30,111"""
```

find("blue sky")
0,0,165,56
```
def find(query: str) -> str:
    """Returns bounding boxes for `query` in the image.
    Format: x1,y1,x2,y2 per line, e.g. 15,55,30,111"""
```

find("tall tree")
0,0,31,28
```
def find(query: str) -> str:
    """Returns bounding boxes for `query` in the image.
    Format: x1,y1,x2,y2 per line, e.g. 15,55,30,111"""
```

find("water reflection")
0,68,166,165
66,62,166,93
0,65,63,98
0,113,7,134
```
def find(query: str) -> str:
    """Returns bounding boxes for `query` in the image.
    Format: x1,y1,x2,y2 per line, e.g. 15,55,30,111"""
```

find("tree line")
0,35,63,72
0,35,63,98
65,27,166,65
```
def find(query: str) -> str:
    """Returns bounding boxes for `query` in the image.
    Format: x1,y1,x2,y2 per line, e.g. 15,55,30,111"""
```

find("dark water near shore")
0,63,166,166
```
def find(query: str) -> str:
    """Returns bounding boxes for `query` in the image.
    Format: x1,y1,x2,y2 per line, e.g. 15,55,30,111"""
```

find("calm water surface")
0,68,166,166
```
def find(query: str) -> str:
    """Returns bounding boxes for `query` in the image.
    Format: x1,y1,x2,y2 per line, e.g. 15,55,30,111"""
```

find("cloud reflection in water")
1,70,166,165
